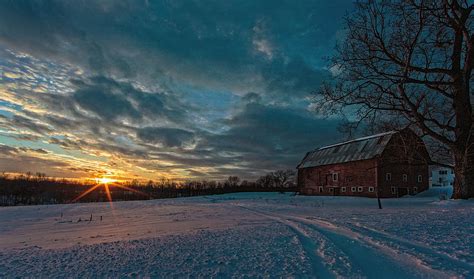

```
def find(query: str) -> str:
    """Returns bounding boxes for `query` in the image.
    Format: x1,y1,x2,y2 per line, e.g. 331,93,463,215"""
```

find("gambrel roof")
297,131,397,169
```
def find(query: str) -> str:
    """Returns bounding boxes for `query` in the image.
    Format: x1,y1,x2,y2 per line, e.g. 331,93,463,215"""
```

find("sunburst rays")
71,179,150,206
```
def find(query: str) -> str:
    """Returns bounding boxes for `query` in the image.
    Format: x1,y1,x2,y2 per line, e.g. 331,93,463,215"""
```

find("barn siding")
298,159,378,197
297,129,430,198
378,162,429,197
377,130,430,197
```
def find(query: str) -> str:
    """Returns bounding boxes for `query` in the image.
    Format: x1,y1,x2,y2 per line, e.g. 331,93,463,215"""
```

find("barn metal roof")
297,131,397,169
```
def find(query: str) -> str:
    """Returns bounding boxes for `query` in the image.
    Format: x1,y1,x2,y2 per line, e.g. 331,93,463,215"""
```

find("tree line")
0,170,296,206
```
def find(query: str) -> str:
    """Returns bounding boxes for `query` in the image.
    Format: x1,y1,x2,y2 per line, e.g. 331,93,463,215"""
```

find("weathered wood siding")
298,159,378,197
298,129,430,198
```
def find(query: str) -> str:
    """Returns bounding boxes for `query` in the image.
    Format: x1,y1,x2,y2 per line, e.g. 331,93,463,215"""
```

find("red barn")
296,129,430,198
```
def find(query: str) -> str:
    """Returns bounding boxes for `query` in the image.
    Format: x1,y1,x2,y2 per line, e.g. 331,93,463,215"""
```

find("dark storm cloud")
0,0,351,95
20,76,188,138
200,102,342,170
263,58,332,100
241,92,262,104
68,77,187,124
133,101,342,178
137,127,195,148
73,84,141,121
0,0,352,179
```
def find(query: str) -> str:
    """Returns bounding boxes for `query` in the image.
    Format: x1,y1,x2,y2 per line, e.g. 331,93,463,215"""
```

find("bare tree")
319,0,473,199
256,174,273,188
226,176,241,187
272,170,296,188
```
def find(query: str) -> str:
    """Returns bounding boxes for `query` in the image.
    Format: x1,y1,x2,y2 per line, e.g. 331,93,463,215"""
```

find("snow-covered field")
0,189,473,278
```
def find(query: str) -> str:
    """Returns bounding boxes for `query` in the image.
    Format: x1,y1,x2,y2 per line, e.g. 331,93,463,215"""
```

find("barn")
296,129,430,198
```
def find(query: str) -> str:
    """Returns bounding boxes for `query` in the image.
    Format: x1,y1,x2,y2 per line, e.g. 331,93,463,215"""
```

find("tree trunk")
453,140,474,199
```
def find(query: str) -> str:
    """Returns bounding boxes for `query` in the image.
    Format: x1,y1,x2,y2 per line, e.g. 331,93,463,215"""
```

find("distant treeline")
0,170,296,206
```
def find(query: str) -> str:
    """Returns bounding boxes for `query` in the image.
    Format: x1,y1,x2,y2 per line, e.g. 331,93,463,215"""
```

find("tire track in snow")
286,216,462,278
344,221,474,277
286,218,364,278
286,216,449,279
232,204,335,278
232,203,453,279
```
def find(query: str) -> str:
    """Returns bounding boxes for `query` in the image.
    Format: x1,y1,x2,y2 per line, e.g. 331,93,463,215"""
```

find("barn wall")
377,132,430,197
298,159,378,197
297,129,430,198
377,162,429,197
379,134,429,197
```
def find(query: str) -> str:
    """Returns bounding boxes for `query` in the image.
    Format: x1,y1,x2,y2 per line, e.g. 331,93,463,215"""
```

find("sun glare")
96,177,117,184
71,177,148,205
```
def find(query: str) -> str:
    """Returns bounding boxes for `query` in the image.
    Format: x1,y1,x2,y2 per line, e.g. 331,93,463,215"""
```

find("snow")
0,192,473,278
418,186,454,199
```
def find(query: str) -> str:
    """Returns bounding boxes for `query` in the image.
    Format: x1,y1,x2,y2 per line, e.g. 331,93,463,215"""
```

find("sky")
0,0,353,181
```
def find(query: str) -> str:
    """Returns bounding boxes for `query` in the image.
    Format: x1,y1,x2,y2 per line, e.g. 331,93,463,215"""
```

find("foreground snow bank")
0,192,472,278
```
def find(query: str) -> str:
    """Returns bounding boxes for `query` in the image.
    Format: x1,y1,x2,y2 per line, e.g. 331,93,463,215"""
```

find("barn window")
417,175,422,183
413,187,418,194
319,186,323,193
386,173,392,181
341,187,346,192
351,187,356,192
357,186,363,192
403,174,408,182
332,173,339,182
391,187,396,194
329,188,334,193
368,187,374,192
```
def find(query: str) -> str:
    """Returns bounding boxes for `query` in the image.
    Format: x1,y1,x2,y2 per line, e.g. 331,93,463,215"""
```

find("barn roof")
297,131,397,169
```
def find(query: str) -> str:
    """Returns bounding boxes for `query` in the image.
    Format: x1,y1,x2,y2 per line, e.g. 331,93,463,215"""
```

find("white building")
429,166,454,187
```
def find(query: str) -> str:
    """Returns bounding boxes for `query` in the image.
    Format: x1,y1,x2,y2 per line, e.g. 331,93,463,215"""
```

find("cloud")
0,0,352,180
136,100,343,179
66,77,187,125
0,0,351,94
252,19,274,60
241,92,262,104
0,144,86,177
18,147,49,154
203,102,341,168
262,58,332,101
72,82,140,121
0,155,76,177
137,127,195,148
0,114,53,135
0,145,19,156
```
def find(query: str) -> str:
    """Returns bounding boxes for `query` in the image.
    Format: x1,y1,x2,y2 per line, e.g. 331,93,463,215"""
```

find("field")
0,189,473,278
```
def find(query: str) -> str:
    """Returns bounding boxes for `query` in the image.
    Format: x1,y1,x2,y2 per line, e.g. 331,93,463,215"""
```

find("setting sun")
96,177,117,184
